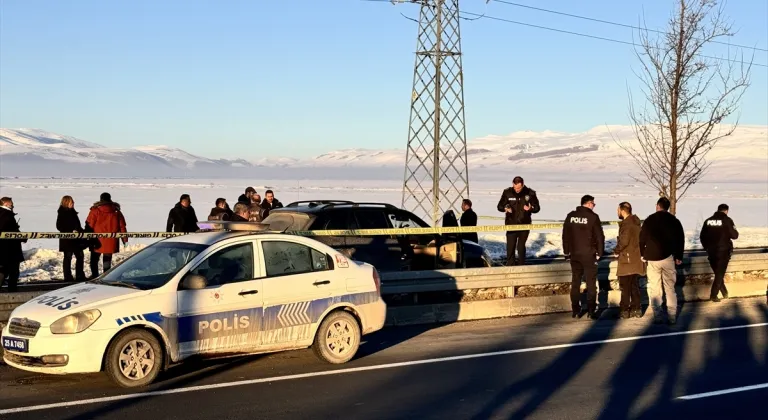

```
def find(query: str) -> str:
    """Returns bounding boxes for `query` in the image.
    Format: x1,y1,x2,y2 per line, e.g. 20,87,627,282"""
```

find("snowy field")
1,177,766,282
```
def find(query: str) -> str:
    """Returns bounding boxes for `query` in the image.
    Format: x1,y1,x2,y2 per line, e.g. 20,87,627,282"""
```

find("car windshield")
97,242,206,290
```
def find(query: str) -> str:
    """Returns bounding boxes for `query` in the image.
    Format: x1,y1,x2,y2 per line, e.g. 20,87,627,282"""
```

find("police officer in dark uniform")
496,176,540,265
699,203,739,302
562,195,605,319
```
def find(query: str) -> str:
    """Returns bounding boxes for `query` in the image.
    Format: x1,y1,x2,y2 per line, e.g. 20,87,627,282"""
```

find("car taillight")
372,268,381,295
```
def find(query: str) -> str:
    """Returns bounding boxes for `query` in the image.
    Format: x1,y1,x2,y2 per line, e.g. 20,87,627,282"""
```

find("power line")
457,10,767,68
494,0,768,53
361,0,767,68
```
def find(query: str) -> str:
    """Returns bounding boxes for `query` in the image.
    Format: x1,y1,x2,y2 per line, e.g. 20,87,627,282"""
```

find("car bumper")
358,298,387,335
2,324,111,374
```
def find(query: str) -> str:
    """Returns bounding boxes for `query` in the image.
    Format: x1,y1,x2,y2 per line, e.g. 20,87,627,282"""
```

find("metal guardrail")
380,251,768,295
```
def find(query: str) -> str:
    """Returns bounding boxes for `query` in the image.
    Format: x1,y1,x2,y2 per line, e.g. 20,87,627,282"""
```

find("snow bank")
20,244,147,282
17,228,767,282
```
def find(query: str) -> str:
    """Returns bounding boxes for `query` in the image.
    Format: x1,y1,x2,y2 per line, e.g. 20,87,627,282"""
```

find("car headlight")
50,309,102,334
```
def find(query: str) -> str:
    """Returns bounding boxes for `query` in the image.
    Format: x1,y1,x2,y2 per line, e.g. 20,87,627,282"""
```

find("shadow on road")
62,355,264,420
632,300,768,419
466,318,618,420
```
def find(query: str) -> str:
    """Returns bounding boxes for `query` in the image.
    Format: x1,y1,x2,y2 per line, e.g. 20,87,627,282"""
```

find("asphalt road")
1,297,767,420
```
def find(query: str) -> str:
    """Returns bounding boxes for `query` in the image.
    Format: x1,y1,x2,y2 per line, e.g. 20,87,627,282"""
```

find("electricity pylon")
401,0,469,226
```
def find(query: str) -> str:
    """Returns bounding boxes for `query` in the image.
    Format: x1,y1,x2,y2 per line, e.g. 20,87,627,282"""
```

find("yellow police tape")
0,221,622,239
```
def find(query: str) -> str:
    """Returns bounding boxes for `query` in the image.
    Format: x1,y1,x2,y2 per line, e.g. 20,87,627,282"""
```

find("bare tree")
616,0,752,214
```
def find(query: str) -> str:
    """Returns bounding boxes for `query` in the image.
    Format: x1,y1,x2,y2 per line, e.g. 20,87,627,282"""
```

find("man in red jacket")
85,192,127,278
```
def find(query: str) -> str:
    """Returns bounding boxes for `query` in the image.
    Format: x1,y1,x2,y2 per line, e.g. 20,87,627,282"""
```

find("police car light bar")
196,220,273,232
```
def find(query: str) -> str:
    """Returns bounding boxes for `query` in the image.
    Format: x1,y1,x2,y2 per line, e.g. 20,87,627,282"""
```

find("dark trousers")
570,257,598,313
0,263,21,292
89,252,113,278
63,250,86,282
708,252,730,298
619,275,641,312
506,231,530,266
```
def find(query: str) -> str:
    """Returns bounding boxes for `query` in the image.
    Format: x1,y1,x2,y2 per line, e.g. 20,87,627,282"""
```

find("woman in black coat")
56,195,87,282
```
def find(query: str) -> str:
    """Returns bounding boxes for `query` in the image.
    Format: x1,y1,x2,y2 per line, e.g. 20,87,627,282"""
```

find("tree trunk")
670,174,678,215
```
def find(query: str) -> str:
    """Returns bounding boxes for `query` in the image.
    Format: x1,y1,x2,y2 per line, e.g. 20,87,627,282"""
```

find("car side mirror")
182,274,207,290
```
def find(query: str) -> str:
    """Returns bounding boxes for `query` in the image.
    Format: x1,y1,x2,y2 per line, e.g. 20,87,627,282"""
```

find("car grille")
9,318,41,337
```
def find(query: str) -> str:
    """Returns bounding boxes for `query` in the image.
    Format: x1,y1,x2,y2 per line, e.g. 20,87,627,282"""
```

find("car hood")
10,283,146,327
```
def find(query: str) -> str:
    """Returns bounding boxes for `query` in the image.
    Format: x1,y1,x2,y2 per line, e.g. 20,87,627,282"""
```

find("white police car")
1,223,387,387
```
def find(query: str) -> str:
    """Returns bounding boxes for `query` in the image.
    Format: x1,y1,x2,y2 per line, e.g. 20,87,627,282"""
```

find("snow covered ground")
1,177,765,282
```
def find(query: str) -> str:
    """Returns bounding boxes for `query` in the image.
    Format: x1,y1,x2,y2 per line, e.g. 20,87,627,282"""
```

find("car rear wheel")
312,311,360,364
105,329,163,388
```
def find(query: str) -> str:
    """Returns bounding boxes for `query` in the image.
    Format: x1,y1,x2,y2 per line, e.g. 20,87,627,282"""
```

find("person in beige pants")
639,197,685,325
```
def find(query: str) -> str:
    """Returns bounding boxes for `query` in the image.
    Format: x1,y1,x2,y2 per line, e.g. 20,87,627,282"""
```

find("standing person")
700,204,739,302
166,194,199,233
261,189,284,211
562,195,605,319
208,198,232,221
497,176,540,266
0,197,26,292
231,203,250,221
238,187,256,204
56,195,87,282
640,197,685,325
614,202,644,319
249,194,267,222
460,199,479,244
85,192,128,278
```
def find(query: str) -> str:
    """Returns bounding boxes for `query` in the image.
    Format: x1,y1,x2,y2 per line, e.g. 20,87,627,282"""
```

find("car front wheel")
105,329,164,388
312,311,361,364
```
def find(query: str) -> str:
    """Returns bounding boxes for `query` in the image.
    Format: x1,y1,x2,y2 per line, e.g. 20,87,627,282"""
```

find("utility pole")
401,0,469,226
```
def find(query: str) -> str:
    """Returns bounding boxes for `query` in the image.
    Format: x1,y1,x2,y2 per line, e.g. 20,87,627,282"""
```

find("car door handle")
313,280,331,286
238,290,259,296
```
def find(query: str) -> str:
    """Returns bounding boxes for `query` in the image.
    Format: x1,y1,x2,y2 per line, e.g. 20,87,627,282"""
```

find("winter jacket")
460,208,479,244
237,194,250,204
496,186,540,226
56,206,86,253
248,202,268,223
231,214,249,222
207,207,232,221
166,203,199,233
85,201,127,254
261,198,284,211
699,211,739,254
0,206,25,265
562,206,605,258
639,210,685,262
615,214,645,276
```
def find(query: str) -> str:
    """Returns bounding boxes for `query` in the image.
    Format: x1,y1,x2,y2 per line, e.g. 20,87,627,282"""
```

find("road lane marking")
676,383,768,400
1,321,766,415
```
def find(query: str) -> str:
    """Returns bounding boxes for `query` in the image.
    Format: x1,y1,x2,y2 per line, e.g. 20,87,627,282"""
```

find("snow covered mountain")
1,126,766,181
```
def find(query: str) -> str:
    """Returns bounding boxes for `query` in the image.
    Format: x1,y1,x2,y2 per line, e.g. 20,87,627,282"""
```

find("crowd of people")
565,196,738,324
486,176,739,324
0,187,283,291
0,181,743,322
166,187,285,231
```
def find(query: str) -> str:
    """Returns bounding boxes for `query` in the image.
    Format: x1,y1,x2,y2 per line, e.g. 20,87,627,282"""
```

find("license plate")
2,336,29,353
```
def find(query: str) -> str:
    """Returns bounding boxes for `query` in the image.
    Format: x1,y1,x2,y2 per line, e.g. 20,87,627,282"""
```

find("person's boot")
631,308,643,318
571,305,581,319
711,296,721,303
619,309,629,319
